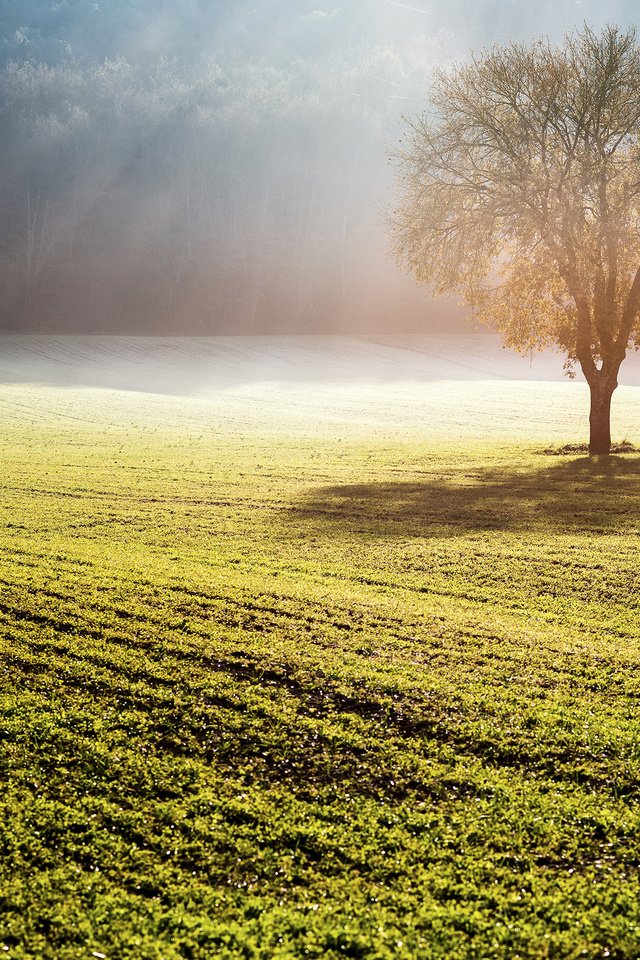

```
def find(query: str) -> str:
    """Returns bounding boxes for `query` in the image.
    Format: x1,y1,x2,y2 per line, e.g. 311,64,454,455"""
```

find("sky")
0,1,637,335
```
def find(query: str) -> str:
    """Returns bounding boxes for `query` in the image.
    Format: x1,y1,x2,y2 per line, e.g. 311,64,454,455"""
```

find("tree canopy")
391,25,640,452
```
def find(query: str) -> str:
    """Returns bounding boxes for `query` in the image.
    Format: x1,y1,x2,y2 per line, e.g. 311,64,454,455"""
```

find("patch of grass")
1,385,640,959
541,440,638,455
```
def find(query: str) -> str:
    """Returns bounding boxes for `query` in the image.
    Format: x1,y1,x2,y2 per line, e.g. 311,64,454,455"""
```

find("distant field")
1,336,640,959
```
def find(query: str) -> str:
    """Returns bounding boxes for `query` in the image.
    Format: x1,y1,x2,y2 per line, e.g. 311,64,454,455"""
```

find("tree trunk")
588,376,616,455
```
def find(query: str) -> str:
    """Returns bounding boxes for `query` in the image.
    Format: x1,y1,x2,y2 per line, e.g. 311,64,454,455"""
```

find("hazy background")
0,0,636,336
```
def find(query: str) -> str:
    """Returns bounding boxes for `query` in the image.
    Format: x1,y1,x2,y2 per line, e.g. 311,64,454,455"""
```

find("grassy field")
1,340,640,959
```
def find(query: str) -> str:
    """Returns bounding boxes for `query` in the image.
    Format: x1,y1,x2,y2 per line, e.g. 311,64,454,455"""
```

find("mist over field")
1,0,637,335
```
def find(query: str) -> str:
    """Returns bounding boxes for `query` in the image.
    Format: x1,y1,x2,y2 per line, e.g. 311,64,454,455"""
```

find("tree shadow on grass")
291,456,640,537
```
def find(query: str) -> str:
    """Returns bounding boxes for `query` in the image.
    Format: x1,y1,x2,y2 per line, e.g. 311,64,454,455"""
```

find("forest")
0,0,629,334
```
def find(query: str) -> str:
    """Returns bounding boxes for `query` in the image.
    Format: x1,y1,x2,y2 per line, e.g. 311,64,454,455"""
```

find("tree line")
1,0,624,335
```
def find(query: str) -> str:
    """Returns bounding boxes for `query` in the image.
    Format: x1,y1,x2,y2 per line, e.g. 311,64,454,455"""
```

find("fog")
5,334,640,450
7,333,640,397
0,333,574,394
0,1,636,335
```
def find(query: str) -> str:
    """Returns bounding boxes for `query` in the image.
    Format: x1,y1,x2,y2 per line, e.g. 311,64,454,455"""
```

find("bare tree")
390,25,640,454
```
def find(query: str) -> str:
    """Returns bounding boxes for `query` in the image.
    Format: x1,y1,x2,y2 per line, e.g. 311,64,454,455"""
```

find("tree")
390,25,640,454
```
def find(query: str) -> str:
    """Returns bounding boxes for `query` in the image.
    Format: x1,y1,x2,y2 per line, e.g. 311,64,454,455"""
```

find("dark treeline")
0,0,633,335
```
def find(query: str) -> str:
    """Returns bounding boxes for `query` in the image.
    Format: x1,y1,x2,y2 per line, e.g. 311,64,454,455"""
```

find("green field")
2,349,640,959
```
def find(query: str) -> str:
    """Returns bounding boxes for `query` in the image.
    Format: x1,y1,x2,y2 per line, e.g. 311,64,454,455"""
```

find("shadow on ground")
291,456,640,537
